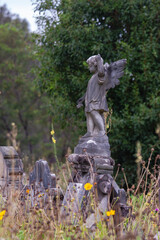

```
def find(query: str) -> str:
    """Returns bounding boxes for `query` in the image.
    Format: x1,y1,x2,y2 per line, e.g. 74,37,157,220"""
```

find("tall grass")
0,150,159,240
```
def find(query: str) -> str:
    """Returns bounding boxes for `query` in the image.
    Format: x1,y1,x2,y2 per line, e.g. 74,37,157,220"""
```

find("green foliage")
34,0,160,184
0,5,53,163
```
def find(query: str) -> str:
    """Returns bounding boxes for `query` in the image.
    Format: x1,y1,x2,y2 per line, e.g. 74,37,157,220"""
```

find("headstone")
28,160,63,209
29,159,56,189
0,146,23,195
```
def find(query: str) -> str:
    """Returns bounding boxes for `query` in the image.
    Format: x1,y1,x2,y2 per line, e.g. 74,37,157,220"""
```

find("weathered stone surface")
77,54,126,138
68,153,114,176
0,146,23,175
74,135,111,157
111,179,127,204
29,159,56,189
99,181,111,194
61,54,128,228
111,179,130,217
25,160,63,211
0,146,18,158
0,146,23,194
98,195,109,213
66,150,129,227
60,182,89,222
85,212,101,229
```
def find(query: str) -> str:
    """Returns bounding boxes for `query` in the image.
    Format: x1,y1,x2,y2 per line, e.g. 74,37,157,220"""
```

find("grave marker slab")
0,146,23,195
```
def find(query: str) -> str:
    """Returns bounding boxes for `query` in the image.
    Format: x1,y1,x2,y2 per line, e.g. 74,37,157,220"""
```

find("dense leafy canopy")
34,0,160,183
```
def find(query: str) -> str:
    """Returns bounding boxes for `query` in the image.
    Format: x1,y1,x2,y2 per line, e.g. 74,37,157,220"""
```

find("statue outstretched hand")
76,94,85,109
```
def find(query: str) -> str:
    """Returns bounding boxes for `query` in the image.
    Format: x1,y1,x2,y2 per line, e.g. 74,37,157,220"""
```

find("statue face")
88,62,97,73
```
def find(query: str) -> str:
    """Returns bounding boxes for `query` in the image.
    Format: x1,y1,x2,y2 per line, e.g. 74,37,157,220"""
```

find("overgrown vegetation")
0,149,159,239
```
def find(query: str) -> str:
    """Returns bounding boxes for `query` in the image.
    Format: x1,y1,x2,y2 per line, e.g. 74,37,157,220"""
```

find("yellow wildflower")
26,189,30,194
106,209,115,217
52,137,56,143
0,210,6,216
0,210,6,220
106,211,111,217
71,198,75,202
50,130,55,135
84,183,93,191
110,209,115,215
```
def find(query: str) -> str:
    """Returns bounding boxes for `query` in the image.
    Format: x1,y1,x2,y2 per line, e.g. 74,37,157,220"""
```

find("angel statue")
77,54,127,138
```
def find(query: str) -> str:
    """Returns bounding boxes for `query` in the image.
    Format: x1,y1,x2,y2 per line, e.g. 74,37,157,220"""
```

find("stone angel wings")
105,59,127,91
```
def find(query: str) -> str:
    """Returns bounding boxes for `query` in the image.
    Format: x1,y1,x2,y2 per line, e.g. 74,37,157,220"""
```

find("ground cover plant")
0,148,159,240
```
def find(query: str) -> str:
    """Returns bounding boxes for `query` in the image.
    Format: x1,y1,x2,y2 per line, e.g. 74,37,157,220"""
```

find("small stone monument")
61,54,129,226
28,160,63,208
0,146,23,196
29,159,56,189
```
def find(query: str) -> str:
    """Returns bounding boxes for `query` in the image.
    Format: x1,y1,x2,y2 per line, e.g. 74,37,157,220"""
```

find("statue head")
86,55,103,73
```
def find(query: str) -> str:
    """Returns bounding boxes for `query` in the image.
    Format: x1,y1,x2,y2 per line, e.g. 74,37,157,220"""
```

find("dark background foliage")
0,5,55,168
33,0,160,184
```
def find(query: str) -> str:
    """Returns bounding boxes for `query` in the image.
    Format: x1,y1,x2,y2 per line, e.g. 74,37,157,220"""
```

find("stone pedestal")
60,135,113,223
60,134,129,227
70,133,114,181
74,134,111,157
68,153,114,179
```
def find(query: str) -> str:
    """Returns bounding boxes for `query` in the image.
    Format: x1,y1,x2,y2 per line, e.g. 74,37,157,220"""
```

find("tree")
34,0,160,184
0,5,53,165
0,4,29,30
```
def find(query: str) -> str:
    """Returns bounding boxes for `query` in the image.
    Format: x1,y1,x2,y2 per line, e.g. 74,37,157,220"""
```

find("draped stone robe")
85,71,109,113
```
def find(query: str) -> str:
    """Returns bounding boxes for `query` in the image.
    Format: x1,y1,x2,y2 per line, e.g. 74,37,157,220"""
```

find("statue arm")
96,54,105,84
76,93,86,108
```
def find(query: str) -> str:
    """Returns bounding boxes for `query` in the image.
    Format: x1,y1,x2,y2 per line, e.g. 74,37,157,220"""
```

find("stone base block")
74,134,111,157
68,153,115,175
